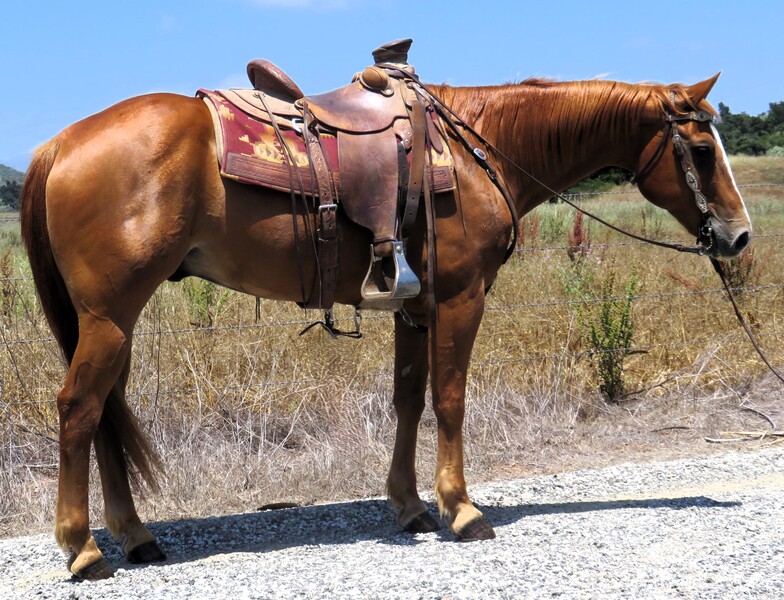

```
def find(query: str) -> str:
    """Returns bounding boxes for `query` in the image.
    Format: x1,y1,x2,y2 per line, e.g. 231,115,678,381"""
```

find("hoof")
455,516,496,541
127,540,167,564
403,512,441,533
69,554,114,581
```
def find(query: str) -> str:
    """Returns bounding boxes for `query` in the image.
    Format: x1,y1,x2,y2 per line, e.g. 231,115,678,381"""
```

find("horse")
20,71,751,579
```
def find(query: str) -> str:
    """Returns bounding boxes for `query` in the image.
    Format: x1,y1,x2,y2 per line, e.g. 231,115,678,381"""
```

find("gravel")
2,446,782,599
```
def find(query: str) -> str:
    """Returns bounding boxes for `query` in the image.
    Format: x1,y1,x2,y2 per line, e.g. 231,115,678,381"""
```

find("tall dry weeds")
1,164,783,537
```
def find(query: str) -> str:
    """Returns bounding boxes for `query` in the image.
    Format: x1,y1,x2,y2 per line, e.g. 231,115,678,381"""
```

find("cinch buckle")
318,203,338,241
318,203,337,217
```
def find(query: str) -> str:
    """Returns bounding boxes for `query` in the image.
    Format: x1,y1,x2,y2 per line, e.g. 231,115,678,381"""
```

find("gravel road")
2,446,782,599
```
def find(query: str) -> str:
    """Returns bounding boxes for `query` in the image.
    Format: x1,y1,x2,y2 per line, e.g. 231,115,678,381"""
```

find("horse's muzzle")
710,220,751,258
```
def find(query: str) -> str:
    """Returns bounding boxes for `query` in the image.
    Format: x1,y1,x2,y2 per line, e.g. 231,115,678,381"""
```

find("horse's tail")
20,138,77,362
20,138,161,491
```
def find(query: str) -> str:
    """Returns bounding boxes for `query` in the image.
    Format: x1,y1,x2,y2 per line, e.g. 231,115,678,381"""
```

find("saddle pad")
197,88,455,195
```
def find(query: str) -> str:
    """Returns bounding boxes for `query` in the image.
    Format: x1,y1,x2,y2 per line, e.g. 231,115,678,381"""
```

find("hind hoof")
403,512,441,533
455,516,496,541
127,540,167,564
70,555,114,580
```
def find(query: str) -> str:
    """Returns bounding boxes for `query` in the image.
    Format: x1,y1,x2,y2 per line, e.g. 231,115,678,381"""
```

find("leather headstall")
632,100,717,255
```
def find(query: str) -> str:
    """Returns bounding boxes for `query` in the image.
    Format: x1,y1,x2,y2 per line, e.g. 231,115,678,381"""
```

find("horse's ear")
685,72,721,105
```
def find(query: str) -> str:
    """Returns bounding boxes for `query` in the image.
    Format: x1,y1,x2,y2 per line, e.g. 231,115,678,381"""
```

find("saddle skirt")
197,88,455,198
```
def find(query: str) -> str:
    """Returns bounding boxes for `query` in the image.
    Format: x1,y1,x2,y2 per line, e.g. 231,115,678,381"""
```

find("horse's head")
634,74,751,258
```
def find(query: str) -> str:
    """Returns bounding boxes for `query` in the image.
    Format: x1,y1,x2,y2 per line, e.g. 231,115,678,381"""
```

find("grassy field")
1,157,783,538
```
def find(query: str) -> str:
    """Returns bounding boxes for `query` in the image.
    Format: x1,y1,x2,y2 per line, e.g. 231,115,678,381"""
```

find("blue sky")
2,0,782,172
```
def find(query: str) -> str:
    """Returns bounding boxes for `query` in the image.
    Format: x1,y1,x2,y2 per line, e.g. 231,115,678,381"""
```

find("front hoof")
69,555,114,580
455,516,496,541
403,512,441,533
127,540,167,564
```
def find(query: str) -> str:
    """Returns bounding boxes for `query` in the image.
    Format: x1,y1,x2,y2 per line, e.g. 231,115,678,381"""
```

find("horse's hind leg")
93,352,166,565
56,311,134,579
387,312,440,533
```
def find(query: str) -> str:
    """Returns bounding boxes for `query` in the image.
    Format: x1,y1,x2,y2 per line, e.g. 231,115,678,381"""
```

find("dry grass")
1,157,783,538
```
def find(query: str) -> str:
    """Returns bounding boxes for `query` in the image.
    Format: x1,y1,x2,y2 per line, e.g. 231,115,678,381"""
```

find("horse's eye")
692,145,714,169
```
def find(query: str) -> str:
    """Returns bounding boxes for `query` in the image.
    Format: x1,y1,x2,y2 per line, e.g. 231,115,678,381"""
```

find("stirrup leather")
360,241,420,302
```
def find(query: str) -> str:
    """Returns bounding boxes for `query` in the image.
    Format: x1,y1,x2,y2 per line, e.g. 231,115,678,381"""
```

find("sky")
1,0,782,172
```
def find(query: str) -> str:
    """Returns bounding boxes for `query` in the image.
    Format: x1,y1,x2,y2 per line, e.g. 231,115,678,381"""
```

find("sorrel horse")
21,71,751,579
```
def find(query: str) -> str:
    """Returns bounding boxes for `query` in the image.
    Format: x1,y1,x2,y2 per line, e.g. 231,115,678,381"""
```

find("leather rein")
424,86,784,385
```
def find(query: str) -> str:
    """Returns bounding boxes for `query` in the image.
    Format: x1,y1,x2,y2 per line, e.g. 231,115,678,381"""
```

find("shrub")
587,266,640,401
182,279,230,327
766,146,784,157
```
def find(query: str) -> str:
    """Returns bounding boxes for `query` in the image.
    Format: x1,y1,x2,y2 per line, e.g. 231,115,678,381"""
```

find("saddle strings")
379,66,520,263
255,92,313,306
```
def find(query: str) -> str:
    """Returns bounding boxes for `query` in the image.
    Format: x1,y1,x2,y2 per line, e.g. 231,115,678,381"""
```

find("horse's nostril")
733,231,751,254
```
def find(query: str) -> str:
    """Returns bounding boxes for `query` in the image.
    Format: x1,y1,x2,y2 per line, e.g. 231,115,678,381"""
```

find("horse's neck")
446,81,643,214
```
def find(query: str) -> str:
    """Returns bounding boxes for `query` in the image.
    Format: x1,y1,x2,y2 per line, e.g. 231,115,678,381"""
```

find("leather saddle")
199,39,454,310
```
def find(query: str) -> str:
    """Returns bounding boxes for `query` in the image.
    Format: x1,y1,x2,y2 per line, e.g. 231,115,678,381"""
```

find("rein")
710,257,784,384
420,86,783,385
410,77,715,258
555,109,717,256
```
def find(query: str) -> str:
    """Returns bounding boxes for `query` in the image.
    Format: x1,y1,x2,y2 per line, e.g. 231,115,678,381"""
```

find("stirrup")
360,241,420,303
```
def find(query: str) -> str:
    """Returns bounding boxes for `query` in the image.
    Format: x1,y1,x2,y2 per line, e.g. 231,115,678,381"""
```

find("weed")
564,255,640,402
586,265,640,401
721,247,759,297
639,205,665,239
566,211,592,263
182,278,230,327
517,212,540,248
538,202,573,244
0,251,14,318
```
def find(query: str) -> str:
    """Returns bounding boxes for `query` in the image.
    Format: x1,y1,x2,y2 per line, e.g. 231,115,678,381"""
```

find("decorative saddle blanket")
197,88,455,197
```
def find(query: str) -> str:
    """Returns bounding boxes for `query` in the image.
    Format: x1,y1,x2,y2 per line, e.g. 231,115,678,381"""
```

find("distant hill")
0,164,25,184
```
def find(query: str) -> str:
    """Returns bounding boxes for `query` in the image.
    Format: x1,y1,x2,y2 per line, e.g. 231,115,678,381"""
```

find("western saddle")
205,39,452,313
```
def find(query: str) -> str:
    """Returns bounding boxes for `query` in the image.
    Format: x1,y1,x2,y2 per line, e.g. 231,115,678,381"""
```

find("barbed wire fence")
1,183,782,413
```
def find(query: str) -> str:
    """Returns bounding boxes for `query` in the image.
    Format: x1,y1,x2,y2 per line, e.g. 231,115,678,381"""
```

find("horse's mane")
430,78,704,176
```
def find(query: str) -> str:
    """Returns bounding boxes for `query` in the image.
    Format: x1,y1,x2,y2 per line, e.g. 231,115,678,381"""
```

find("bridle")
633,93,718,255
506,92,784,384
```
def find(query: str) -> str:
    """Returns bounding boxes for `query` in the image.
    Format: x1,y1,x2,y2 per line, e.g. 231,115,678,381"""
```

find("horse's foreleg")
431,292,495,541
94,353,166,565
387,312,440,533
56,312,132,580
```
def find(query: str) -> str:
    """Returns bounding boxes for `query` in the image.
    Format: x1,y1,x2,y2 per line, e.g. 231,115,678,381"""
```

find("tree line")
0,180,21,211
717,101,784,156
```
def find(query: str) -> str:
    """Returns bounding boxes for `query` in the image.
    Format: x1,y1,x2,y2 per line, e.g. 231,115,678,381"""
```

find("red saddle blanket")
197,88,454,195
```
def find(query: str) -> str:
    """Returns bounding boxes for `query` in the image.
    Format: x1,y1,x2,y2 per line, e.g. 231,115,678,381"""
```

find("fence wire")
1,181,782,407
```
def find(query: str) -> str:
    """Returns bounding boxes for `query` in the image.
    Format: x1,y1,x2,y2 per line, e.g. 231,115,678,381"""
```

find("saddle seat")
245,61,413,134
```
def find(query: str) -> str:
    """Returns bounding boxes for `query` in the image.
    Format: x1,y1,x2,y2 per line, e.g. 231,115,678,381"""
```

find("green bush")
766,146,784,157
587,266,640,401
